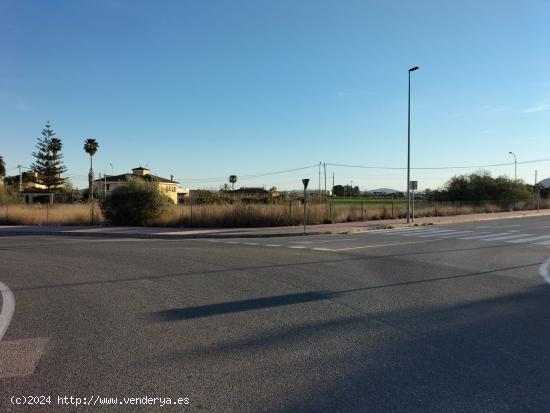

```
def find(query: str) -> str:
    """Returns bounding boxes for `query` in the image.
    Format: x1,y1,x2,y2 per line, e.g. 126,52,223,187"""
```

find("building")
3,171,58,204
95,166,179,204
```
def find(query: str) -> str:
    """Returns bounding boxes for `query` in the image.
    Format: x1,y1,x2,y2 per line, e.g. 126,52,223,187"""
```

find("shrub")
0,185,22,205
100,177,171,225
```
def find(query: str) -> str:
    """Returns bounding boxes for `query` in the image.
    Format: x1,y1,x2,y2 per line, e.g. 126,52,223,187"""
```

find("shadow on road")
147,260,540,322
153,285,550,412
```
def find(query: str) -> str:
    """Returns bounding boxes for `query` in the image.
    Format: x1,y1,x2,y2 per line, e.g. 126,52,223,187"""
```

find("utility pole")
536,170,540,212
323,163,327,204
332,172,335,196
17,165,23,191
318,162,321,204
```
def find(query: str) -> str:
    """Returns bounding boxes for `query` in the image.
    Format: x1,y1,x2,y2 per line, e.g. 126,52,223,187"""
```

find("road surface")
1,215,550,412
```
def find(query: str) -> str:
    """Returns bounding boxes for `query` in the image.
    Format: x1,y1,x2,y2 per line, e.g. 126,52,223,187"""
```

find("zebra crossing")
383,227,550,245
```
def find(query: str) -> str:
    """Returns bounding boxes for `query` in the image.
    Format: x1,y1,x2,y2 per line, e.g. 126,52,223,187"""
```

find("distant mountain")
367,188,400,194
538,178,550,188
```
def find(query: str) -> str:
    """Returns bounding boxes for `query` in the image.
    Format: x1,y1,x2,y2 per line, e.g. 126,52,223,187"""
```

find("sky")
1,0,549,192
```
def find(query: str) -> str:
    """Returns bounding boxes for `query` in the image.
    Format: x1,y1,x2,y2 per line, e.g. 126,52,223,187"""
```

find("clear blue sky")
1,0,549,191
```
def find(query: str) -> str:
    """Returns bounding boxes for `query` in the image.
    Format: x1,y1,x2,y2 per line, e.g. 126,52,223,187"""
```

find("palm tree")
229,175,237,191
84,138,99,201
0,155,5,179
49,138,63,155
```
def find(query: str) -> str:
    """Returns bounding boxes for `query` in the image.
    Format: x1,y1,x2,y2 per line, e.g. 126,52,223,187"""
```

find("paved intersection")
1,215,550,412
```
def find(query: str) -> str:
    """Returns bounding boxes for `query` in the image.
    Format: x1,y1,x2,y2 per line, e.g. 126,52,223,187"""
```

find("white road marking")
242,242,259,246
414,230,461,238
458,232,508,240
225,241,241,244
400,230,455,237
333,239,436,251
430,231,475,238
479,233,534,241
312,247,334,251
291,238,355,244
265,244,281,247
288,246,307,249
506,235,550,244
539,258,550,284
0,281,15,342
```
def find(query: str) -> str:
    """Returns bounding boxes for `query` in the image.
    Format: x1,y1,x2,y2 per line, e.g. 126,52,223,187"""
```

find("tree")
101,177,171,225
31,122,67,191
84,138,99,201
229,175,237,190
0,155,5,178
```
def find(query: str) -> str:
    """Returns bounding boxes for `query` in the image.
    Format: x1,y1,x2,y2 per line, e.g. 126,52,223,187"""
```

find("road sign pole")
302,179,309,233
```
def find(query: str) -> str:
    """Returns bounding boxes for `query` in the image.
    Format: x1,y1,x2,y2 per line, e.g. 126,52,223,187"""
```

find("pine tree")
31,122,67,191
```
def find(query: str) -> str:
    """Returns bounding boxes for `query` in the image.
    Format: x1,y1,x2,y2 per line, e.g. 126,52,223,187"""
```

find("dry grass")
0,204,103,225
0,199,548,227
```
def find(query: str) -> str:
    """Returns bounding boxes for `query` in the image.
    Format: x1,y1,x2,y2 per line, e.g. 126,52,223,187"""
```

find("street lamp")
407,66,419,224
509,151,517,181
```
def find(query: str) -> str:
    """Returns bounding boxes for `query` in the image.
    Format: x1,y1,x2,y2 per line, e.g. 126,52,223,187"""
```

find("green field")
328,197,407,206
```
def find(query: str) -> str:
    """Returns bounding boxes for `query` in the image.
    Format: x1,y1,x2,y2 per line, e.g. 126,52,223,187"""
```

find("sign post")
302,179,309,233
410,180,418,223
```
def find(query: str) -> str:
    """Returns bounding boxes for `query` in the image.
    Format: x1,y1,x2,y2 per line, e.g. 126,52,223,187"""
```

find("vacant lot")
0,198,547,227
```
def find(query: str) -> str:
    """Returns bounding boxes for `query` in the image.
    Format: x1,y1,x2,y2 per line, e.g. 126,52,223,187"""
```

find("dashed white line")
0,281,15,342
288,246,307,249
265,244,282,247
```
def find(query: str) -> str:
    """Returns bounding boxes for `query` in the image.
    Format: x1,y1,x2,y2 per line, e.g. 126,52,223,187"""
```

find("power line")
327,158,550,171
182,164,319,183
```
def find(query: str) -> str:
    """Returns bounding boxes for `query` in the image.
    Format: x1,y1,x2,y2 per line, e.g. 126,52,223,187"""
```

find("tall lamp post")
407,66,419,224
509,151,517,181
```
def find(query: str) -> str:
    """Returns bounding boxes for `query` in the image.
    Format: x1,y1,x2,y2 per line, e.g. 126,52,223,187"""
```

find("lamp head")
409,66,419,72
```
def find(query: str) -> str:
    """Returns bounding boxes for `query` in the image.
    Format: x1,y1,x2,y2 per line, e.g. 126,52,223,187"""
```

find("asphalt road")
1,215,550,412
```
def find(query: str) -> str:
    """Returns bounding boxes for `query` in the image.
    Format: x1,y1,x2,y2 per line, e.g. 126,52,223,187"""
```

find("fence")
0,198,548,227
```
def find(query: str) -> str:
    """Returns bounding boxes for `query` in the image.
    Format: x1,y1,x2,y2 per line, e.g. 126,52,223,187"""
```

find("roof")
19,188,55,194
94,173,178,184
132,166,150,171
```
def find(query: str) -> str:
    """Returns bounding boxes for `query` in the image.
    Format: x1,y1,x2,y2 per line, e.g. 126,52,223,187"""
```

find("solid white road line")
0,281,15,342
506,235,550,244
539,258,550,284
333,239,436,251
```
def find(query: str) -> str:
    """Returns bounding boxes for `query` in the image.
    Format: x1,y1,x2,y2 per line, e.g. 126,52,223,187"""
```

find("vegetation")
333,185,361,197
426,171,532,202
84,138,99,201
31,122,67,190
328,197,407,206
100,177,171,226
0,155,5,178
2,196,548,227
0,185,22,205
229,175,237,191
